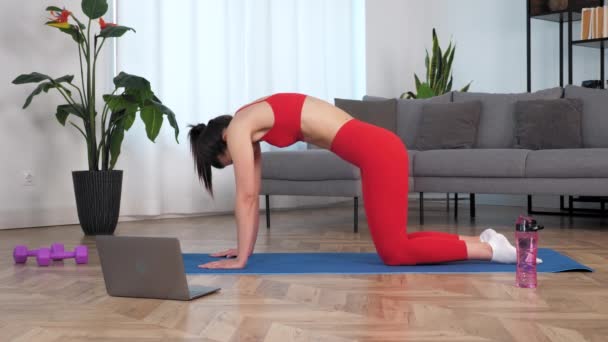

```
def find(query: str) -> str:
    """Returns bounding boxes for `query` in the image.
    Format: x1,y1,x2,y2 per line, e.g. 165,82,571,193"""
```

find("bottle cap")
515,215,544,232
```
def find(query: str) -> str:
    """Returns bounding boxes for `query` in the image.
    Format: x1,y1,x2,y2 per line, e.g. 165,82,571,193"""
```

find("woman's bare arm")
226,123,259,267
248,142,262,256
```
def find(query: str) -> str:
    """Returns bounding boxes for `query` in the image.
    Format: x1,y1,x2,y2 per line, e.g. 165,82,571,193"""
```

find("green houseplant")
12,0,179,235
402,28,472,99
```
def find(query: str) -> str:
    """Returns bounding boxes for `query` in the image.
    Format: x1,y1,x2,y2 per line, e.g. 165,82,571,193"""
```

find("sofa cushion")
334,98,397,132
363,93,452,148
262,150,360,181
513,98,583,150
564,85,608,148
415,101,481,150
525,149,608,178
453,87,563,148
414,149,529,178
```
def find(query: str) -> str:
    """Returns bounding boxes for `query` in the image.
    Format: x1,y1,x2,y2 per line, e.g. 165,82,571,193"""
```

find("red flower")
47,8,71,29
99,17,117,30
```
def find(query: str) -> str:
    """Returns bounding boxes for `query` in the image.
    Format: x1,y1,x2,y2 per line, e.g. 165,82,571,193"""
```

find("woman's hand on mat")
198,258,246,269
210,248,239,258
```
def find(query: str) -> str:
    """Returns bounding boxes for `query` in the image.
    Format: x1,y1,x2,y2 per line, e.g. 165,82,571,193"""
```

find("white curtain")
114,0,366,218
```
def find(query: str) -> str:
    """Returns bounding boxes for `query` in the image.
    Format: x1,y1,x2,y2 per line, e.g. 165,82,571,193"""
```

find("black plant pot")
72,170,123,235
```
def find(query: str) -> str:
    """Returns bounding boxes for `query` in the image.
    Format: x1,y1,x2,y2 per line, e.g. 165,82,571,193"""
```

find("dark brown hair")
188,115,232,195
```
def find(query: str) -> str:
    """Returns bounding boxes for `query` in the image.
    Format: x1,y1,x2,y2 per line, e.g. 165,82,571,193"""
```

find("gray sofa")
261,85,608,231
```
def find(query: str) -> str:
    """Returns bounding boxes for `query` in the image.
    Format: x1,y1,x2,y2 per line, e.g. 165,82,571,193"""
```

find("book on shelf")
604,5,608,38
595,6,604,39
582,8,592,40
582,6,608,40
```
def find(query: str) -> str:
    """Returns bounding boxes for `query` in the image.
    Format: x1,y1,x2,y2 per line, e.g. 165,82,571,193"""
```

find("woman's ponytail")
188,115,232,196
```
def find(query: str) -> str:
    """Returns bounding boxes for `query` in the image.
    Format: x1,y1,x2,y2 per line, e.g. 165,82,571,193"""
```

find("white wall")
366,0,606,208
0,1,116,229
366,0,604,97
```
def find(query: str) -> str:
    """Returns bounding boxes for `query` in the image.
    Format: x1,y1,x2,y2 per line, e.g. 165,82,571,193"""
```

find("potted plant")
12,0,179,235
402,28,472,99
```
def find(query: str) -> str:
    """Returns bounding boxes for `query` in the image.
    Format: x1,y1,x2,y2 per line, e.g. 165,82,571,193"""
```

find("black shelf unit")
572,36,608,48
532,9,583,22
526,0,605,91
526,0,607,218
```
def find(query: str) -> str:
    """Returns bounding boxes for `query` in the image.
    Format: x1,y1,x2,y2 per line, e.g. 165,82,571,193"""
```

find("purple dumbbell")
13,245,51,266
50,243,88,264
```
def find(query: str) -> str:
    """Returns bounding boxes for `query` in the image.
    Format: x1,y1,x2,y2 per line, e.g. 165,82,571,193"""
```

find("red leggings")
330,119,468,265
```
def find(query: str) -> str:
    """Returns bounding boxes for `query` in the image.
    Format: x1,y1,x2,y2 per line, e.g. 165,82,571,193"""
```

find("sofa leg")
265,195,270,229
568,196,574,217
470,193,476,218
419,192,424,225
446,193,450,212
354,197,359,233
454,193,459,219
560,195,565,210
527,195,532,214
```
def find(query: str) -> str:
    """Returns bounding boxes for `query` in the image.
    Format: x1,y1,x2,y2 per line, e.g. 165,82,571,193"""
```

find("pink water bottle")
515,215,544,288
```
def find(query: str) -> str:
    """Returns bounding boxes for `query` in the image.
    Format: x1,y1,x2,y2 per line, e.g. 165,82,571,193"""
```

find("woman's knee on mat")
376,243,417,266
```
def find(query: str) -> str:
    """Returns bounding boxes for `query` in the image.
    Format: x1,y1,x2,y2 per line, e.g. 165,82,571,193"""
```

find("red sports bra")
236,93,307,148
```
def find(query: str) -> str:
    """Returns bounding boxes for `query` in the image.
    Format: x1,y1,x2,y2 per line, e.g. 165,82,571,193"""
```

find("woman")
189,93,520,269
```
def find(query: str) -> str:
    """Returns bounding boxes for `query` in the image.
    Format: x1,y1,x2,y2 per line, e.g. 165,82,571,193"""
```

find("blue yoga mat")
183,248,592,275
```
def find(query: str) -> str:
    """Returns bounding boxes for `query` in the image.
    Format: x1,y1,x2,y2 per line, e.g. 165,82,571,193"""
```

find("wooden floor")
1,202,607,342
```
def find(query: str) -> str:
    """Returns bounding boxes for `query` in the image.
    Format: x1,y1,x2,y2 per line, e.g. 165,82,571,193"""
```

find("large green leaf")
98,25,135,38
109,119,125,170
113,72,154,105
54,75,75,83
23,82,53,108
127,88,154,106
13,73,74,85
82,0,108,19
113,72,151,90
55,103,85,125
123,111,136,130
13,72,74,109
12,72,52,84
140,105,163,142
21,75,74,109
56,106,69,126
103,94,138,112
104,94,139,130
148,99,180,143
59,25,85,43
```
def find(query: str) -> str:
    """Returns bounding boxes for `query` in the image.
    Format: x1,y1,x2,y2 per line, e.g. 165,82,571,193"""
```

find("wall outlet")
23,171,34,186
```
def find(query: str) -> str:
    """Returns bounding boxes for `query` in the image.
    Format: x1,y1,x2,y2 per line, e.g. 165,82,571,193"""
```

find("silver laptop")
96,236,220,301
